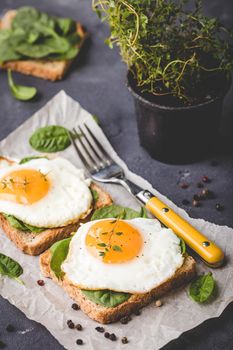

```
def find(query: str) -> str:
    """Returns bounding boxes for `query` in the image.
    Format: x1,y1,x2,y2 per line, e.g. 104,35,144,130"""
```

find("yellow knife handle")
146,196,224,266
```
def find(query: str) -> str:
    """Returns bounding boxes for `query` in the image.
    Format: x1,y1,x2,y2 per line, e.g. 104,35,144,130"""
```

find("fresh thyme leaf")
97,243,107,247
112,245,122,252
99,252,106,257
116,231,123,236
180,238,186,255
0,253,24,284
8,70,37,101
101,232,108,235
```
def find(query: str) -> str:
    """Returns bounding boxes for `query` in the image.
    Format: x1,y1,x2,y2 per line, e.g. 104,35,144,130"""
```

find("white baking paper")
0,91,232,350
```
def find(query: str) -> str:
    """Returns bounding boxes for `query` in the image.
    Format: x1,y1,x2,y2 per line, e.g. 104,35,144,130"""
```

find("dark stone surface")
0,1,232,349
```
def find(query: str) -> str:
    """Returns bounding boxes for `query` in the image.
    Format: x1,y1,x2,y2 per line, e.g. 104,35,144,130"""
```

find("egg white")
62,218,184,294
0,157,92,228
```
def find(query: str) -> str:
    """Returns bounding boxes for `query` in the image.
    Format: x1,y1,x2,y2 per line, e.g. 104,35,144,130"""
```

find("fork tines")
69,123,112,173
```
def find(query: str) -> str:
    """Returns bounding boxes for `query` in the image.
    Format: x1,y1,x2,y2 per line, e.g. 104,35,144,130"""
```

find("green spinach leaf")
90,188,99,203
29,125,71,153
3,214,45,233
189,272,216,303
19,155,48,164
8,70,37,101
91,204,148,221
50,237,72,279
56,18,76,36
180,238,186,255
0,253,24,284
82,289,131,308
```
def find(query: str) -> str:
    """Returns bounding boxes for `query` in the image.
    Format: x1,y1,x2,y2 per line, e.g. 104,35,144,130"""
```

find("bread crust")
0,10,88,81
40,250,196,324
0,182,112,255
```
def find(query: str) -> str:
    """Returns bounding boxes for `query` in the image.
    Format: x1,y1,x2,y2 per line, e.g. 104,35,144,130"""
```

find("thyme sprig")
98,216,124,258
93,0,233,104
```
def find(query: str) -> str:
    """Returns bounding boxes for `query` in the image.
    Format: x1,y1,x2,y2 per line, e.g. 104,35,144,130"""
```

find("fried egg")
62,218,184,294
0,157,92,228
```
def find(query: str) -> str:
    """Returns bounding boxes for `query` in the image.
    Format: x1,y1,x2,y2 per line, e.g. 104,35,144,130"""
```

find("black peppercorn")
109,333,117,341
76,339,83,345
76,324,83,331
72,303,80,310
104,332,110,339
67,320,75,329
122,337,128,344
95,326,105,333
6,324,15,332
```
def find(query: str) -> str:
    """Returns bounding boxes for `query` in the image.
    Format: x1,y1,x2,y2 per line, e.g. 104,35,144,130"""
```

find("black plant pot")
127,71,231,164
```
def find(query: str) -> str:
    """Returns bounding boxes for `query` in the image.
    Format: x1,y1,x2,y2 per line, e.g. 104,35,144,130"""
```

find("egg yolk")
0,169,50,205
85,219,143,264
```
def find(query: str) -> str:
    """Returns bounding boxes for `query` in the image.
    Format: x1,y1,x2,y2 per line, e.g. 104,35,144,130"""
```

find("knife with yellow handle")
136,189,224,267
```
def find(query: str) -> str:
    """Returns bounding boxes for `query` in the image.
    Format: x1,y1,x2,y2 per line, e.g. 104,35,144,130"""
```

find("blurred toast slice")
0,10,87,81
40,249,196,324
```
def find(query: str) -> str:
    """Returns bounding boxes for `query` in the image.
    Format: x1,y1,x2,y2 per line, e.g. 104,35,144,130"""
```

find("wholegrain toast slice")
0,182,112,256
40,249,196,324
0,10,87,81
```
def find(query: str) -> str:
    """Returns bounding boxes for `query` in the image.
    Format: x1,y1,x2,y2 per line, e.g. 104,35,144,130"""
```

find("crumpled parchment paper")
0,91,232,350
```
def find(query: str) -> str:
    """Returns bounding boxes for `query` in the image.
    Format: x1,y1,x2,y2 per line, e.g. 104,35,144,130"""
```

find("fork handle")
137,190,224,267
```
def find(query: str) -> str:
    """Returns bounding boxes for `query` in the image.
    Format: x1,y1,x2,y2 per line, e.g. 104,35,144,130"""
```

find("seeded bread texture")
40,250,196,324
0,182,112,255
0,10,87,81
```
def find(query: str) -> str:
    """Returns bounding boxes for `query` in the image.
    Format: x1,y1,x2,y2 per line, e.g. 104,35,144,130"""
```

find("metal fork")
69,123,224,268
70,124,141,196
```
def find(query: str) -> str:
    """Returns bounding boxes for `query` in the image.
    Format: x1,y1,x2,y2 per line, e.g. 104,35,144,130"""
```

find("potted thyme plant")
93,0,233,163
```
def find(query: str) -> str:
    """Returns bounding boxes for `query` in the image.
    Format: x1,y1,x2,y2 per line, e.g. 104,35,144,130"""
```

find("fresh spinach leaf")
180,238,186,255
189,272,216,303
91,204,148,221
29,125,71,153
19,155,48,164
8,70,37,101
90,188,99,203
50,237,72,279
82,289,131,308
0,253,24,284
3,214,45,233
56,18,76,36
